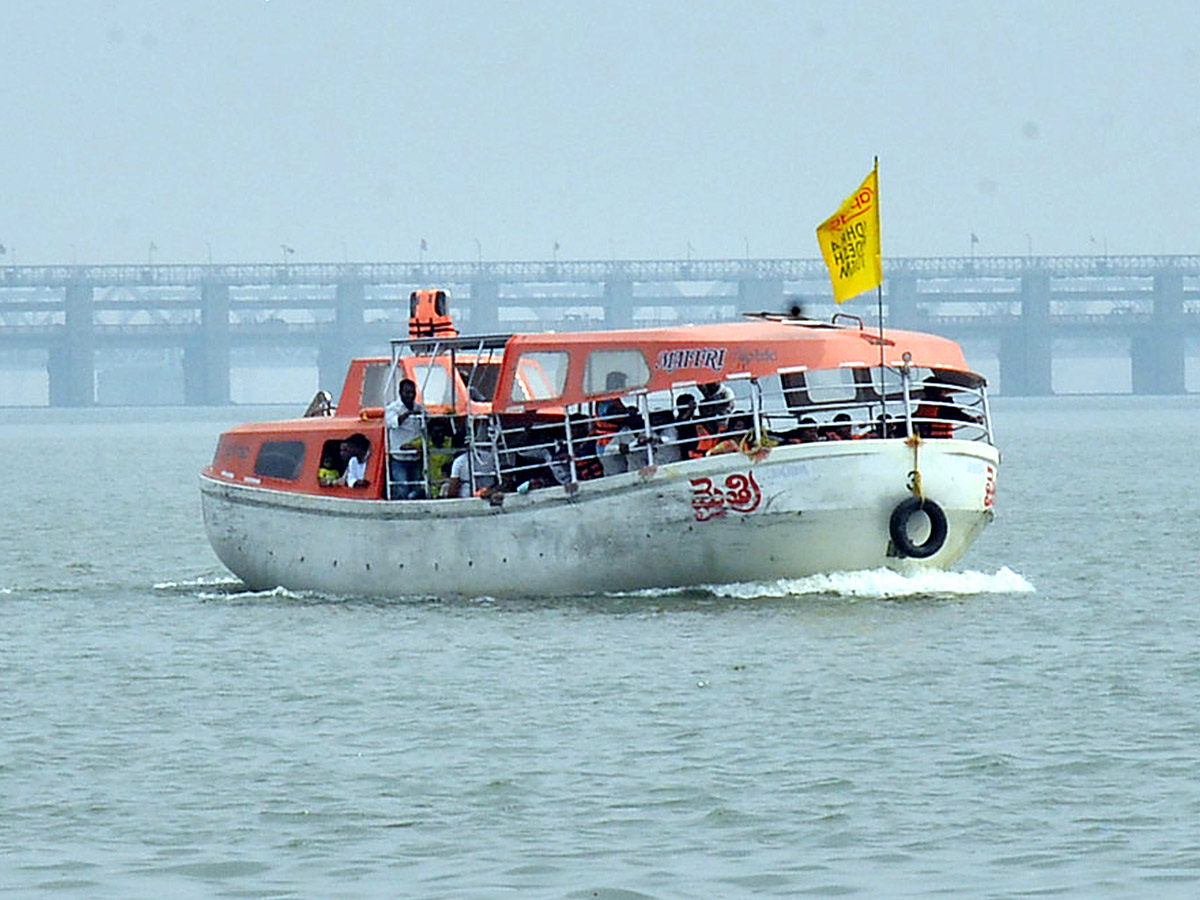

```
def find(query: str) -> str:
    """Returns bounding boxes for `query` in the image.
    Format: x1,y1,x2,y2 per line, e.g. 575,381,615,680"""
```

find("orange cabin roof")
492,319,972,411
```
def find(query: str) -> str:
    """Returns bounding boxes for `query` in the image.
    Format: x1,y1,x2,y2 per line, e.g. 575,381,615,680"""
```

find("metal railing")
379,364,993,500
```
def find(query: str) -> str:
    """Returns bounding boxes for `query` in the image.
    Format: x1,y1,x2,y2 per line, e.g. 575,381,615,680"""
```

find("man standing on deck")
385,378,426,499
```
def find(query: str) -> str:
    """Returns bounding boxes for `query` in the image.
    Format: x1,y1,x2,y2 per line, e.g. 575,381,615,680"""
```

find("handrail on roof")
831,312,865,330
390,332,513,354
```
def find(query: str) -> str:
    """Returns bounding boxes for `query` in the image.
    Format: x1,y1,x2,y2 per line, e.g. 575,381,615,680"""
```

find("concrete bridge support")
48,283,95,406
998,273,1053,395
736,278,784,314
183,282,231,405
1131,273,1186,394
470,281,500,333
604,280,634,329
318,281,366,397
886,276,923,331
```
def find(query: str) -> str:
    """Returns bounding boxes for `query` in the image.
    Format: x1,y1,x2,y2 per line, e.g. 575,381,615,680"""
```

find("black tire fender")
889,496,948,559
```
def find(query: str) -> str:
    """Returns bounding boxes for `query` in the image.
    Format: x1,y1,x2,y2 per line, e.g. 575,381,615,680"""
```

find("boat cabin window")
253,440,306,481
360,363,389,408
457,362,501,402
510,351,569,402
781,368,858,407
583,349,650,396
412,363,455,408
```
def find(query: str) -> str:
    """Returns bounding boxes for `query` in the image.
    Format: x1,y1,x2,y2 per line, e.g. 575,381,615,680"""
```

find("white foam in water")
195,585,314,601
153,575,243,591
711,566,1035,600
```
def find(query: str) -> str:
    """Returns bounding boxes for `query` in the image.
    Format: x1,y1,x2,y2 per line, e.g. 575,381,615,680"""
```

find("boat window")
253,440,306,481
511,351,569,402
360,363,389,407
412,364,454,407
583,350,650,395
457,362,501,402
794,368,858,405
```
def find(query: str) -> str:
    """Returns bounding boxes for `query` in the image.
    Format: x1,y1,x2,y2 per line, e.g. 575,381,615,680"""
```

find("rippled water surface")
3,398,1200,898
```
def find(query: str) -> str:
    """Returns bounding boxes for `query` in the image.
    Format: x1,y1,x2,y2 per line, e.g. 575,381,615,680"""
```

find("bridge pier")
183,282,231,405
1131,273,1186,394
470,280,500,333
999,273,1053,395
886,276,923,331
48,283,95,406
604,280,634,329
317,281,365,396
736,278,783,314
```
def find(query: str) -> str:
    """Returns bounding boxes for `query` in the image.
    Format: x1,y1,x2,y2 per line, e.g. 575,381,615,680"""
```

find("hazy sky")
2,0,1197,266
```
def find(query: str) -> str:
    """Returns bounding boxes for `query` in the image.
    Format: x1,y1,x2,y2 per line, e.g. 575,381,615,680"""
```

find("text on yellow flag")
816,165,882,303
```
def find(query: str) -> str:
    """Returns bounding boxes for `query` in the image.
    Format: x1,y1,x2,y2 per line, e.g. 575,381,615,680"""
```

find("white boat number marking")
690,472,762,522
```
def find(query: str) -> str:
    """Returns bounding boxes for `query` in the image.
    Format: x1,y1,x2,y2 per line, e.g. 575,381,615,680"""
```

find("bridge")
1,254,1197,405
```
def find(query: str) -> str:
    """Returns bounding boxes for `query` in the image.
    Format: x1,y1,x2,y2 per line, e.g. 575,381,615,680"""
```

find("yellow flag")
816,163,882,303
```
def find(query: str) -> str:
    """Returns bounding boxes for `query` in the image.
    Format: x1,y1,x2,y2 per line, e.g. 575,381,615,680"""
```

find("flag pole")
873,157,887,435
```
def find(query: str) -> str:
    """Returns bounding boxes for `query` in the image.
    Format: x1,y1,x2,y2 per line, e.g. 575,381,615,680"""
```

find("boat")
200,289,999,598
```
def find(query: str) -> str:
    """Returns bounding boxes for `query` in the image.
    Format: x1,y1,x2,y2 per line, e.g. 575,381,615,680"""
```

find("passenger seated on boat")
875,413,901,438
445,420,499,498
698,381,735,429
818,414,855,441
385,378,426,499
512,423,570,490
706,415,752,456
521,440,574,490
666,393,698,461
317,450,343,487
596,372,631,423
568,413,604,481
915,379,980,438
693,385,736,456
338,433,372,489
780,416,819,444
601,412,648,476
446,446,499,498
423,417,457,498
647,408,682,464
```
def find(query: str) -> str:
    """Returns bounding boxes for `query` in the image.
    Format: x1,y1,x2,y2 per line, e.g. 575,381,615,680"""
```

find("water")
3,397,1199,898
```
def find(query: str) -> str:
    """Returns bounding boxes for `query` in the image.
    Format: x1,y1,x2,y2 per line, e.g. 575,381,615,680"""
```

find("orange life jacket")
693,422,721,457
915,404,953,438
591,417,620,449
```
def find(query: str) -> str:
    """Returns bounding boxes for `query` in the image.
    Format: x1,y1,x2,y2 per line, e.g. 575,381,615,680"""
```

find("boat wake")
193,585,319,602
151,568,1033,605
154,575,357,603
153,575,245,592
610,566,1034,602
710,566,1034,600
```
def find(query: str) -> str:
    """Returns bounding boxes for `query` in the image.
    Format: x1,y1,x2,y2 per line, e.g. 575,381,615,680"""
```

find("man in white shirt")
446,445,498,498
340,434,370,488
384,378,426,499
600,412,649,476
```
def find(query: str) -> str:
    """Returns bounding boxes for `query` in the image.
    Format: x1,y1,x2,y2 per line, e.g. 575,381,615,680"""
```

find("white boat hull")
200,439,999,598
